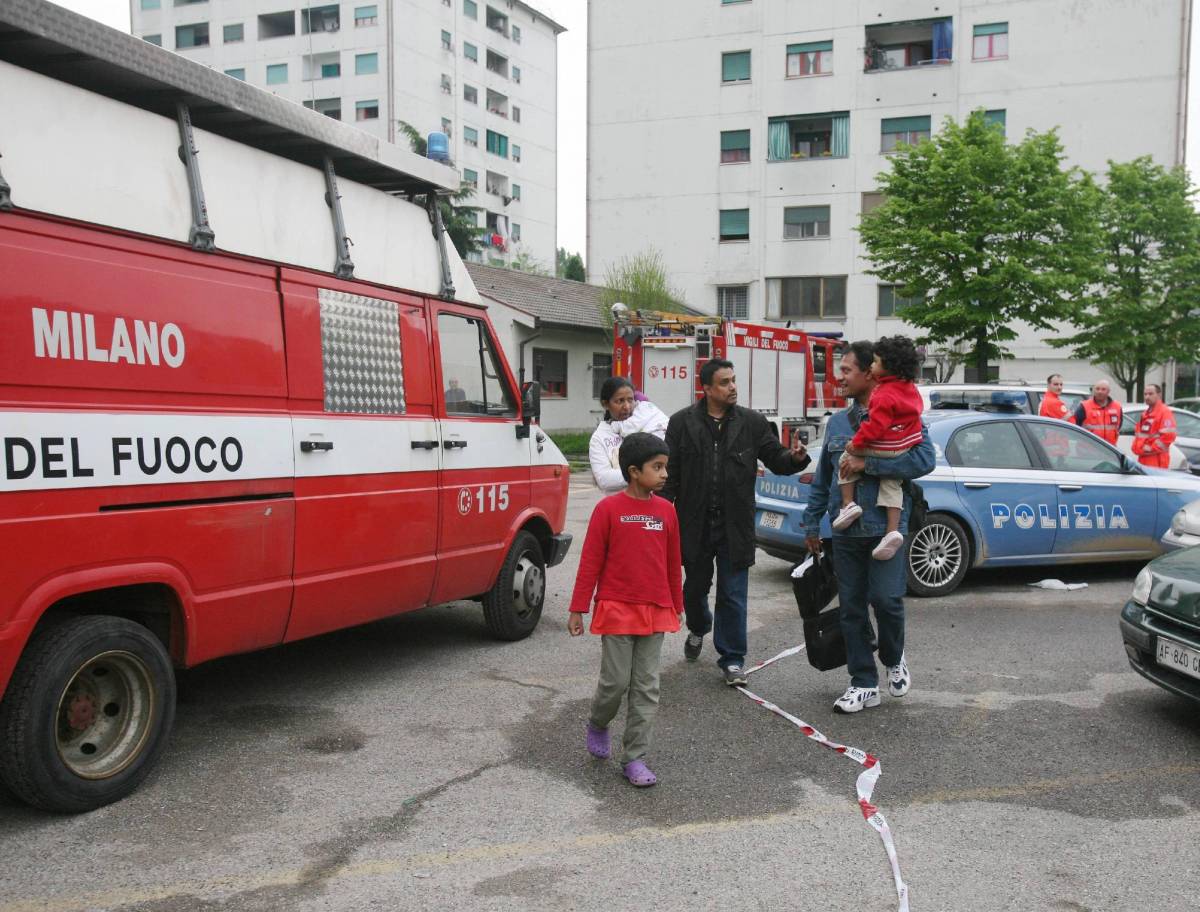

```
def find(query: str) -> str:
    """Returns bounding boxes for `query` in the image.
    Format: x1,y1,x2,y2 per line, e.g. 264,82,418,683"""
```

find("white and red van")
0,3,569,811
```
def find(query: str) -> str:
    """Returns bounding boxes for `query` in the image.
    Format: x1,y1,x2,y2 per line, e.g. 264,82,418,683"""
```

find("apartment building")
131,0,563,271
587,1,1192,387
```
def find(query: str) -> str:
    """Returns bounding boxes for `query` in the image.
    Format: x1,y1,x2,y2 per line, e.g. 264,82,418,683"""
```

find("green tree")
858,110,1101,380
1050,157,1200,399
507,250,551,276
556,247,586,281
598,249,687,336
396,121,485,260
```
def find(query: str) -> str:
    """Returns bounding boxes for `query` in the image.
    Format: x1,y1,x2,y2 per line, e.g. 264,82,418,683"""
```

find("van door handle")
443,440,468,450
1058,484,1083,492
300,440,334,453
411,440,438,450
963,482,991,489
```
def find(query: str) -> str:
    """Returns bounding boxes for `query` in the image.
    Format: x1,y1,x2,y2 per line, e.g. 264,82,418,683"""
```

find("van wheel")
0,616,176,813
906,513,970,598
482,531,545,641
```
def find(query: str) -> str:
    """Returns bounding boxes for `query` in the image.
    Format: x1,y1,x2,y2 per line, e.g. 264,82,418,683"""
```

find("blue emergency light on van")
427,132,450,162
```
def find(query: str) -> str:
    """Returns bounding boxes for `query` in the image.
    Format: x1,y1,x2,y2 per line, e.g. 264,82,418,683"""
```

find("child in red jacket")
833,335,924,560
568,432,682,788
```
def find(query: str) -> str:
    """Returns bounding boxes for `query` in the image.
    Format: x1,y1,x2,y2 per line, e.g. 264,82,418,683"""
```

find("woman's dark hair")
874,335,921,382
699,358,735,387
599,375,634,404
619,432,670,481
844,340,876,374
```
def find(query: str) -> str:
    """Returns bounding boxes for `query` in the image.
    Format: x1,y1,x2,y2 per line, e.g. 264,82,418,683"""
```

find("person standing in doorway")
662,358,810,686
802,341,934,714
1131,383,1177,468
1039,374,1075,422
1072,380,1123,443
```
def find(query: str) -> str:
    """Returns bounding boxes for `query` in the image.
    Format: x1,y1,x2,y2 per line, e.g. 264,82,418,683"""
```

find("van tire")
0,615,176,813
482,531,546,641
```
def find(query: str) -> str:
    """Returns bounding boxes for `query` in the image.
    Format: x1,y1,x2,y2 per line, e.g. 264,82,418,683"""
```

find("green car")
1120,546,1200,703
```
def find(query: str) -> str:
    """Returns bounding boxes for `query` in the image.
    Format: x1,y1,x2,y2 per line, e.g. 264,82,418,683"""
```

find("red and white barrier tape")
739,646,910,912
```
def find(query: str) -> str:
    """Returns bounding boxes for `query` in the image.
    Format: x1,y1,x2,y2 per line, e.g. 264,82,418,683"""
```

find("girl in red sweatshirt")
568,432,682,788
833,335,924,560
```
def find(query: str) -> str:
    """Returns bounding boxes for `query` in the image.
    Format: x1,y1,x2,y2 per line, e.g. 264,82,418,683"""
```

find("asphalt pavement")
1,480,1198,912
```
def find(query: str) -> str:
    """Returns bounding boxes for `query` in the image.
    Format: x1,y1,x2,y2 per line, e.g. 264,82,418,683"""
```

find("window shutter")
973,22,1008,36
720,209,750,237
784,206,829,225
881,116,931,134
720,129,750,151
722,51,751,82
983,109,1007,129
787,40,833,54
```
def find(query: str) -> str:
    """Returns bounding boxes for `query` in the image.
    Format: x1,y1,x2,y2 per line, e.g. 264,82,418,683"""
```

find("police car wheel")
0,615,176,813
482,530,546,641
906,513,970,598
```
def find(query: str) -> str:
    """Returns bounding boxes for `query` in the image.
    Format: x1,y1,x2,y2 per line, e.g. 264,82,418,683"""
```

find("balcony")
258,11,296,40
486,49,509,79
486,6,509,38
864,18,952,73
767,112,850,161
301,5,340,34
303,97,341,120
485,170,509,200
486,88,509,119
302,52,340,81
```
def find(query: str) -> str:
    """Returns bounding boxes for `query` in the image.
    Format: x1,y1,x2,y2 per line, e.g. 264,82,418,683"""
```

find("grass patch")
548,430,591,457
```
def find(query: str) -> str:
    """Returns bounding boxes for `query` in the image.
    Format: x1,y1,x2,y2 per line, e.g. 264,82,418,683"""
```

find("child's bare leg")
840,479,857,507
886,505,901,536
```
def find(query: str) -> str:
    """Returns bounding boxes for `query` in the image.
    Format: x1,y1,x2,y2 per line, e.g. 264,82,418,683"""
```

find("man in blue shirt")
802,341,934,714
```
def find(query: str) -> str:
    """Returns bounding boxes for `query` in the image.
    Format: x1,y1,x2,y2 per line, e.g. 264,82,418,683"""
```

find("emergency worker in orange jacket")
1131,384,1176,468
1039,374,1076,422
1071,380,1122,444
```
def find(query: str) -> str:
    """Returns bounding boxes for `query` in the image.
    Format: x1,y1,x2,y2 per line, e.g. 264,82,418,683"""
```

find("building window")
442,29,453,50
512,25,521,44
464,42,478,62
767,112,850,160
356,53,379,75
354,5,378,26
224,67,246,80
865,17,953,71
174,22,210,49
464,83,478,104
140,0,160,9
319,60,342,79
786,40,832,77
717,286,749,320
266,63,288,85
143,34,162,46
301,5,340,34
719,208,749,242
878,285,921,318
783,205,830,239
722,50,751,83
770,277,847,319
464,0,478,19
533,348,567,398
512,144,521,163
441,73,453,93
512,65,521,83
512,105,521,123
303,97,342,120
439,314,517,416
442,117,453,138
463,168,478,188
512,223,521,241
356,99,379,120
862,191,886,214
464,126,479,147
486,129,509,158
881,115,931,153
720,129,751,163
223,22,244,43
973,23,1008,60
258,11,295,40
984,108,1007,137
511,183,521,200
591,353,613,399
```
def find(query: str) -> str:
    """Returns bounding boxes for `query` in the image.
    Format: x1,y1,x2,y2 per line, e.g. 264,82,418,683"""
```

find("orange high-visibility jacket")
1075,397,1123,444
1039,391,1076,423
1131,401,1177,468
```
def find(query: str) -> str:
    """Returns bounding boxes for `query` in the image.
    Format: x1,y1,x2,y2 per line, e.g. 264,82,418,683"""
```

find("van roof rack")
0,0,457,197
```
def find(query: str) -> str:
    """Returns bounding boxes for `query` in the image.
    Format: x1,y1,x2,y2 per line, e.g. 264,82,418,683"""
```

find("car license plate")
760,511,784,530
1155,635,1200,682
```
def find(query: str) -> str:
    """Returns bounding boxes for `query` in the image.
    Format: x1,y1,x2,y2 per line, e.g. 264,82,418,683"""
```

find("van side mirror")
517,380,541,439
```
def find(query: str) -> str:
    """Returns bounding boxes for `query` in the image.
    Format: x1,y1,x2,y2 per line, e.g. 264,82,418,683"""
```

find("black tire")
0,615,176,813
906,513,971,598
482,530,546,641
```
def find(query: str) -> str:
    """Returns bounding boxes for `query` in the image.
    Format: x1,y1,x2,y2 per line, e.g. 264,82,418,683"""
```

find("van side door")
430,306,531,603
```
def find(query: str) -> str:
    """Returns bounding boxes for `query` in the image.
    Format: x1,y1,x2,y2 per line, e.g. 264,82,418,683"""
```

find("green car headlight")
1131,567,1153,606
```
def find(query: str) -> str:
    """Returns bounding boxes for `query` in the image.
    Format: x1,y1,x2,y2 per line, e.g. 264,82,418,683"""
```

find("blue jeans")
683,523,749,670
829,535,906,688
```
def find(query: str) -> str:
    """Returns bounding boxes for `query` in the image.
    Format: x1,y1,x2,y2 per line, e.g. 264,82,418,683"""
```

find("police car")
755,411,1200,597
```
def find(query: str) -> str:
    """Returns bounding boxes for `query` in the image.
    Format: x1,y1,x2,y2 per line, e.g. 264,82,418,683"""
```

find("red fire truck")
611,306,845,444
0,3,570,811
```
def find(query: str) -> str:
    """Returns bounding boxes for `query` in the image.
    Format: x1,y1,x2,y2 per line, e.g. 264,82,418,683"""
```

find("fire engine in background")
0,1,569,812
611,305,845,444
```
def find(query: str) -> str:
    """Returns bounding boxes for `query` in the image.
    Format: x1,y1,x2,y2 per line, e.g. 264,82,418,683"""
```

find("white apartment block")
130,0,562,272
588,0,1192,389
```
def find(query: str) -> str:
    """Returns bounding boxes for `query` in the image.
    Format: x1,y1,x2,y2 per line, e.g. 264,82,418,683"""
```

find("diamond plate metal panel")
319,289,405,414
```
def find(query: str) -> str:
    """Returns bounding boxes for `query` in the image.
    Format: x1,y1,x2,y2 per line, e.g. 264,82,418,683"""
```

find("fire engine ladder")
0,0,460,284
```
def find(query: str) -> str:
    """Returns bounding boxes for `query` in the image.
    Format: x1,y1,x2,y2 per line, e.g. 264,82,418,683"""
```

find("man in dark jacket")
662,358,810,685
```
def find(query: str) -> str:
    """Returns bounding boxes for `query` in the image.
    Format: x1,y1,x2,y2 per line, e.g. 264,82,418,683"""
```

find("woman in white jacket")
589,376,670,493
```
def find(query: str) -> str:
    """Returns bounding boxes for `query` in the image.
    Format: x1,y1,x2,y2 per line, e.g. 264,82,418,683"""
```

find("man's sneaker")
872,530,905,561
684,633,704,662
833,686,881,714
723,664,748,686
887,655,911,698
831,502,863,531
